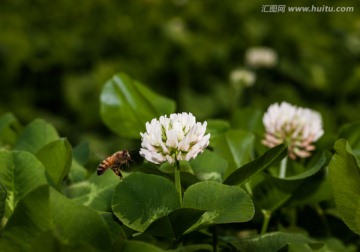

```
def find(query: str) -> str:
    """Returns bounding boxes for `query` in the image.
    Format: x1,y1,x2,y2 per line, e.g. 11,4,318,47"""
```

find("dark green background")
0,0,358,143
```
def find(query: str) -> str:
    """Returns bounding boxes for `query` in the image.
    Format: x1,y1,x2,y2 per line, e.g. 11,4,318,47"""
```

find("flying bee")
97,150,132,179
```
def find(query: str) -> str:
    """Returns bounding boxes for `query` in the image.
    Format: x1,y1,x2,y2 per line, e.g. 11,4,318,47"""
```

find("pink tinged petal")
264,133,283,145
293,148,311,158
262,139,277,148
288,151,297,160
305,145,316,151
297,136,314,148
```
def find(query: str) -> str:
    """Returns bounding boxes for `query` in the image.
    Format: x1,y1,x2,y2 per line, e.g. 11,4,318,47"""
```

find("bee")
97,150,132,179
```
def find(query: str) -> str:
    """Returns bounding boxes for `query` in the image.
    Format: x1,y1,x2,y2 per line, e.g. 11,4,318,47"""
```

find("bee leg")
111,166,123,179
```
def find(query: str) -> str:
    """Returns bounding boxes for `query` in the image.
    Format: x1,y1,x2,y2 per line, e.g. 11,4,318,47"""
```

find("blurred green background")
0,0,359,146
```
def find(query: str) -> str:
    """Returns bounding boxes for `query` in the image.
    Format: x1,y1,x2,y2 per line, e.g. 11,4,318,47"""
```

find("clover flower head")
262,102,324,159
245,47,278,68
229,68,256,87
140,112,210,164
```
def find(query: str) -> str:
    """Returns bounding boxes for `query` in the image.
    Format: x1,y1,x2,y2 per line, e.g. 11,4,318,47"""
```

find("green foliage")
112,172,180,233
0,186,51,252
338,122,360,156
211,129,255,176
117,240,165,252
1,66,360,250
189,150,228,183
224,143,287,186
183,181,255,233
0,183,6,230
0,113,22,149
232,232,321,252
329,139,360,236
0,2,360,246
66,171,119,212
100,73,176,138
36,139,72,188
50,188,113,251
0,151,48,220
14,119,59,154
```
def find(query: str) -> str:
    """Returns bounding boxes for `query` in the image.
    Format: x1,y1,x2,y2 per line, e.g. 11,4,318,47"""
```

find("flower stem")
279,156,288,179
314,203,331,236
260,209,271,235
175,160,182,205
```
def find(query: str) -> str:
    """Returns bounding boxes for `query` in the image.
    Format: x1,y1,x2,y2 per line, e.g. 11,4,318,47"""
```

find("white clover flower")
140,112,210,164
229,68,256,87
245,47,278,68
262,102,324,159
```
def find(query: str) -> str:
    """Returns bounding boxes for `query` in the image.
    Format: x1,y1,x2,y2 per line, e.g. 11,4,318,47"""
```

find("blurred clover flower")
229,68,256,87
262,102,324,159
140,112,210,164
245,47,278,68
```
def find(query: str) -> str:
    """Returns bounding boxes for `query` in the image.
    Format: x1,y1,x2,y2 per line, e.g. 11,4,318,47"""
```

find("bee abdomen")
97,160,111,175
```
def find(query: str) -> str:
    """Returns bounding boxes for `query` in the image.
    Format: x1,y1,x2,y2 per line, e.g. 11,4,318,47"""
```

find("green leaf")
35,139,72,188
67,171,120,212
338,121,360,156
100,73,176,138
170,244,213,252
117,240,165,252
73,140,90,165
0,186,50,252
142,162,200,189
232,231,321,252
230,107,264,133
0,113,22,148
224,144,287,186
183,181,254,233
100,212,126,243
14,119,59,154
206,119,230,141
112,172,181,232
283,153,327,181
0,151,48,219
329,139,360,235
211,129,255,177
296,237,357,252
144,207,206,238
283,153,332,205
0,183,6,230
50,188,112,251
0,185,114,251
290,171,333,206
250,173,302,211
189,150,228,183
248,152,327,211
67,158,88,183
